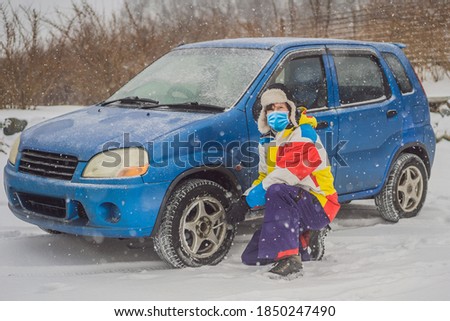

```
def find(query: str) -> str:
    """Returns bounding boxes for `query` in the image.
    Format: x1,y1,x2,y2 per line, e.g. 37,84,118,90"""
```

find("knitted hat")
257,87,298,133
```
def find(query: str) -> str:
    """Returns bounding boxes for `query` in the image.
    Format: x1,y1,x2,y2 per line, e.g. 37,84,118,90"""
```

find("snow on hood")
19,106,212,161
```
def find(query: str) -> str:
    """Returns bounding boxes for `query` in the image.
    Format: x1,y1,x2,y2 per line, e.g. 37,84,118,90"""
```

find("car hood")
20,106,213,161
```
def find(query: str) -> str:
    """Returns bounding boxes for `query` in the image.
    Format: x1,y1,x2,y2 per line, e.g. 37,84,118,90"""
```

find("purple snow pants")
241,184,330,265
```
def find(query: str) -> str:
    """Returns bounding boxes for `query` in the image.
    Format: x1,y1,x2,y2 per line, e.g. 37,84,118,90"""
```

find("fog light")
98,202,121,223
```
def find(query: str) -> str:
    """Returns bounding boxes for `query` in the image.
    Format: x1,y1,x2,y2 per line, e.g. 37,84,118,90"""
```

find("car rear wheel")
375,153,428,222
153,179,236,268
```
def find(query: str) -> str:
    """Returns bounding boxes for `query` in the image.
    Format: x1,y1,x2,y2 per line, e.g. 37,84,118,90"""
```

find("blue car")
4,38,435,267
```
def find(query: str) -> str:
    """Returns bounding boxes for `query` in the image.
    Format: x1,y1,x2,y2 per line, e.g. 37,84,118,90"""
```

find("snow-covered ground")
1,106,450,301
422,73,450,102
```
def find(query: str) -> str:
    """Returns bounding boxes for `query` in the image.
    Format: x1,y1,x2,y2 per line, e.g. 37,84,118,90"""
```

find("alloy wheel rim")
180,196,227,259
397,166,423,212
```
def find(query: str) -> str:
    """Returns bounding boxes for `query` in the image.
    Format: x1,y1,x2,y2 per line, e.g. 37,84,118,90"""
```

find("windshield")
105,48,273,108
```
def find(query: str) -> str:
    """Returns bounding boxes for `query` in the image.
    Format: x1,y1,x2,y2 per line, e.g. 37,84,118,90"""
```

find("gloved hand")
245,183,266,208
226,197,250,224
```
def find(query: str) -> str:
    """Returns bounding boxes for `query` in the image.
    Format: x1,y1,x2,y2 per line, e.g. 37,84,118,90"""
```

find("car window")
382,52,413,94
270,55,328,110
333,53,390,106
106,48,273,108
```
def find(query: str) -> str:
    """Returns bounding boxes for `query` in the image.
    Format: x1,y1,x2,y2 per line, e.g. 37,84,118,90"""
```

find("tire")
153,179,236,268
309,225,331,261
375,153,428,222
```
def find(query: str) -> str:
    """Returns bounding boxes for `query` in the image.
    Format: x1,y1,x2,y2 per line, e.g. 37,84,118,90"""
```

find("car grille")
19,149,78,180
17,193,67,219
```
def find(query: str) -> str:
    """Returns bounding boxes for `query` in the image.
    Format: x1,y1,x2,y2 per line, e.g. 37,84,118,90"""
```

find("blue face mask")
267,111,289,132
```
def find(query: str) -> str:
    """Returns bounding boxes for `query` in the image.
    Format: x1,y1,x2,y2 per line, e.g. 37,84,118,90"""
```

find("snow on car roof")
177,37,399,52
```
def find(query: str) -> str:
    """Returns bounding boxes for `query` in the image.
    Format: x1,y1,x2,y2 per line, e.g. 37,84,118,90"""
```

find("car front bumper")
4,163,170,238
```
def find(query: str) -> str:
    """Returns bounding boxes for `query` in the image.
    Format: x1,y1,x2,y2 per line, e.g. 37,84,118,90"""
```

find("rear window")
333,53,391,106
382,52,413,94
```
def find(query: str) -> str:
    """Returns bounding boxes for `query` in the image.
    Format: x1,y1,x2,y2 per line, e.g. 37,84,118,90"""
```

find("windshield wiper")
187,102,226,111
99,96,159,107
139,102,226,111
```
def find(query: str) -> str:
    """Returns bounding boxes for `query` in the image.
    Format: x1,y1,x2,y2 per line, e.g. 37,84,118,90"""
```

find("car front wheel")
153,179,236,268
375,153,428,222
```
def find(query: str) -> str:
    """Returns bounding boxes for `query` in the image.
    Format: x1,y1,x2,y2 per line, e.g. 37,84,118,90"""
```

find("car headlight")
82,147,149,178
8,136,21,165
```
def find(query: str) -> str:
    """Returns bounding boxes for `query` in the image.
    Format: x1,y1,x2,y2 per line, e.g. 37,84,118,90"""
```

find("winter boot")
268,255,303,280
309,225,331,261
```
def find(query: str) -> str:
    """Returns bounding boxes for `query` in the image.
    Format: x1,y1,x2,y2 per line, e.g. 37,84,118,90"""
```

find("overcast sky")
3,0,124,16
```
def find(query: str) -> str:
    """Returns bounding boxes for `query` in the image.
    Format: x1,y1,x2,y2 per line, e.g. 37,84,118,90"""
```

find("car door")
327,46,403,196
249,47,340,178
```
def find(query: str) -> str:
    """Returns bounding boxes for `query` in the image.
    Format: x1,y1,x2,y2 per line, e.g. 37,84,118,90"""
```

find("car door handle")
316,121,329,129
387,110,398,118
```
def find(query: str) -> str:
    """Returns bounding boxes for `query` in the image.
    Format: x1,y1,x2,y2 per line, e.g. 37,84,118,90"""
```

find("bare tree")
308,0,333,37
1,0,449,109
288,0,297,35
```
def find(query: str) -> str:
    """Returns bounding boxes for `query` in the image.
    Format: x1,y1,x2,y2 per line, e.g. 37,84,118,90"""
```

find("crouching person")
229,85,340,280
